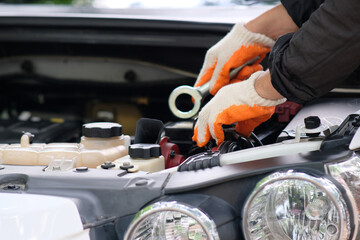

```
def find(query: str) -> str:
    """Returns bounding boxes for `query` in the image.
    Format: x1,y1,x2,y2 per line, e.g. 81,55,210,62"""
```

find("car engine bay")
1,13,360,240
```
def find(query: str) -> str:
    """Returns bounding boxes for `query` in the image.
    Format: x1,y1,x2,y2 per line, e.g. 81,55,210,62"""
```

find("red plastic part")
275,101,303,122
159,137,186,169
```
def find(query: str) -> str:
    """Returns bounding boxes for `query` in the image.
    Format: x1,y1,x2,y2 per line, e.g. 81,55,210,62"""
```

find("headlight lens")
124,201,219,240
243,171,350,240
327,154,360,239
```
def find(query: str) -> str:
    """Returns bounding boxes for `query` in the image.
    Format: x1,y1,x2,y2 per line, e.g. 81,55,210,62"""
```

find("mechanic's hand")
193,71,286,147
194,23,275,95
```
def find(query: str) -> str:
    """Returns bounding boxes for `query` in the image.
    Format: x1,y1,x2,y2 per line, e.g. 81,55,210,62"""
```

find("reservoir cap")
304,116,321,129
82,122,122,138
129,143,161,159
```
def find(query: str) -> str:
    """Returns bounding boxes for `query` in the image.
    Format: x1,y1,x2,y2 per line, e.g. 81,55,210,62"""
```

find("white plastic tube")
220,140,323,165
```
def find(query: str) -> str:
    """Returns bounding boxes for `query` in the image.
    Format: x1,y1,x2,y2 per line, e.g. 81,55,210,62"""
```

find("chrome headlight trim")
327,154,360,240
124,201,220,240
242,170,350,240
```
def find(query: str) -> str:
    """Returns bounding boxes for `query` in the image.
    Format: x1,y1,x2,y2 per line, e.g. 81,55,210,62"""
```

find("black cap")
134,118,164,144
82,122,122,138
304,116,321,129
129,144,161,158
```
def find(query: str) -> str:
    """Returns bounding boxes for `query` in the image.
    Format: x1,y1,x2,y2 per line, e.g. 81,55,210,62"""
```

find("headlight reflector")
327,154,360,239
243,171,350,240
125,201,219,240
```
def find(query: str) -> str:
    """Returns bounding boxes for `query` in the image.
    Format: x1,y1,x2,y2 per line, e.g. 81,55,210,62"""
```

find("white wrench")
168,56,260,119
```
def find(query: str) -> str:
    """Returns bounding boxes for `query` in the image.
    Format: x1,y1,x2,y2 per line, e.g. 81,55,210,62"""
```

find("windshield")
0,0,279,8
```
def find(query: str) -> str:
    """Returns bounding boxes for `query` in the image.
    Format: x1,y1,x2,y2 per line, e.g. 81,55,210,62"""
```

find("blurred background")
0,0,279,8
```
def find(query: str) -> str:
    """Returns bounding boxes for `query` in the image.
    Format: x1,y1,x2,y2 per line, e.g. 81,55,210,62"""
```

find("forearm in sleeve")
269,0,360,104
281,0,324,27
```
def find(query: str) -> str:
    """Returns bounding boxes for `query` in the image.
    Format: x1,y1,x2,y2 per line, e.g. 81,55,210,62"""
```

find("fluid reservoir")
111,143,165,173
79,122,130,168
0,122,130,169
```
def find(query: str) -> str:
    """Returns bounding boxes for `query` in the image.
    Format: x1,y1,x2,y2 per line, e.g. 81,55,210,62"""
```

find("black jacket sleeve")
281,0,324,27
269,0,360,104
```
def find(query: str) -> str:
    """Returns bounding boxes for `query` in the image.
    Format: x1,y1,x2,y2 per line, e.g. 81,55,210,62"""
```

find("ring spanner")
168,56,260,119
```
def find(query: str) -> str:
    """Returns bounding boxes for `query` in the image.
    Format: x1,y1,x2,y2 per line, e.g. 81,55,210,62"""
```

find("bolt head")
169,150,176,158
123,161,131,167
76,166,88,172
101,161,115,169
304,116,321,129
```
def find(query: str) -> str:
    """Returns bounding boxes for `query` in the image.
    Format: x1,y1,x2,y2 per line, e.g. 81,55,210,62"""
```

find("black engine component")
187,126,263,157
0,119,82,143
134,118,164,144
178,151,220,172
321,114,360,150
164,121,194,155
218,129,263,154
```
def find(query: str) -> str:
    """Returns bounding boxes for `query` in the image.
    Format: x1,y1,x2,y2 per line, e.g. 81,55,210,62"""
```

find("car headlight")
243,171,350,240
124,201,220,240
327,154,360,239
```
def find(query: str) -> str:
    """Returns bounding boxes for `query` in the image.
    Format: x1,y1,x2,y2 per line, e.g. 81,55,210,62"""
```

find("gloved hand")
193,71,286,147
194,23,275,95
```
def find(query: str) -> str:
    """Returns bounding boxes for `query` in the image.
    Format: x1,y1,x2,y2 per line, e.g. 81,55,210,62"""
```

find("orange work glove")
193,71,286,147
194,23,275,95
